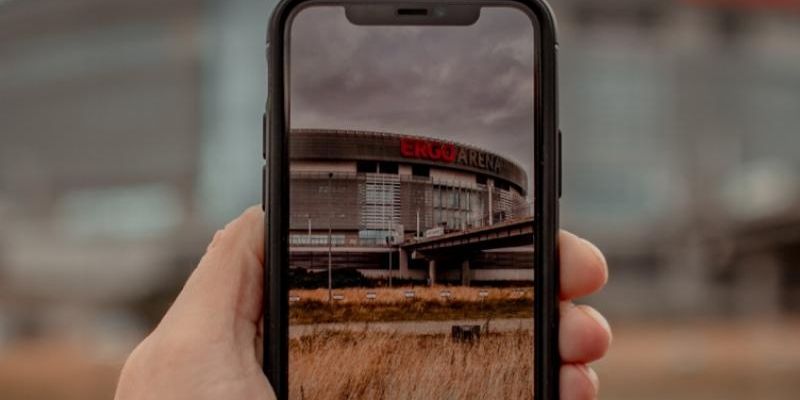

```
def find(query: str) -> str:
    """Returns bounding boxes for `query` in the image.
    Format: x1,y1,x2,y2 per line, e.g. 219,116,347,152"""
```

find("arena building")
289,129,534,284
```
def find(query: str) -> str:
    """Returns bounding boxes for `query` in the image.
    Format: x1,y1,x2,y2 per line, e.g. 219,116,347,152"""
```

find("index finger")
559,231,608,300
161,207,265,332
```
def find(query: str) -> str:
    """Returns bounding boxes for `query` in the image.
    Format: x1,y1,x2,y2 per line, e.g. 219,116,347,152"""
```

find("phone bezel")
265,1,559,399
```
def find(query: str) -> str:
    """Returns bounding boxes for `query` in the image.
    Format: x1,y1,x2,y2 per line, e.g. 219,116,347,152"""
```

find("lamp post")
327,173,333,302
386,236,393,288
416,208,420,239
488,180,494,226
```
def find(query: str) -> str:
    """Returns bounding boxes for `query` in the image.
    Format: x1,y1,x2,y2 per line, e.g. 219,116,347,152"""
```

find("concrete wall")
292,161,357,173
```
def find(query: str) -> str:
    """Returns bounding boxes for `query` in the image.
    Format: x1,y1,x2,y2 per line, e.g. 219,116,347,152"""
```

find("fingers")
561,364,599,400
559,232,609,399
560,231,608,300
560,302,612,363
159,207,265,336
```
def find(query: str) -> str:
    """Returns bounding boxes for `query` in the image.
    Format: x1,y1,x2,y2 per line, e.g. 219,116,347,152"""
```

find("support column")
461,259,471,287
428,259,437,287
488,179,494,226
399,248,410,279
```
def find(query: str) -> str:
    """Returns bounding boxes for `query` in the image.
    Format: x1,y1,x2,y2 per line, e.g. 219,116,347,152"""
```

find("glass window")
412,165,430,177
357,161,378,173
358,230,394,245
290,234,345,246
378,162,399,174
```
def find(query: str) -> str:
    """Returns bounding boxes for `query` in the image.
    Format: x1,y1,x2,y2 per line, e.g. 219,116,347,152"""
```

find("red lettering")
430,145,442,160
414,141,427,158
400,139,458,165
441,144,457,163
400,138,415,158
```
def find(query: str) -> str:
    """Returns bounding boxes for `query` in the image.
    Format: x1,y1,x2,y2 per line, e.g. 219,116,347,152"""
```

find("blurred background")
1,0,799,399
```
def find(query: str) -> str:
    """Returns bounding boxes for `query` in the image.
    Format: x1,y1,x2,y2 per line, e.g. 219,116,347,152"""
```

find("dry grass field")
289,286,534,324
289,330,533,400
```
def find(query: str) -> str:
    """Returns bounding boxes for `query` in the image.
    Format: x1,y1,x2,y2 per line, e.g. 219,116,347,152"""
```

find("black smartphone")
264,1,559,399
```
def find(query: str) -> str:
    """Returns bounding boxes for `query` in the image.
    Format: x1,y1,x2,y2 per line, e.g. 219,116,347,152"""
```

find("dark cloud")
289,6,535,184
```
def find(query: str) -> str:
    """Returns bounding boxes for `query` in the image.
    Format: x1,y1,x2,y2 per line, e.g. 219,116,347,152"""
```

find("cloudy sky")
289,6,535,178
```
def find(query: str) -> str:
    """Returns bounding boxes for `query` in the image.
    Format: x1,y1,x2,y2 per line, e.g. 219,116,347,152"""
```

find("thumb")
158,206,265,344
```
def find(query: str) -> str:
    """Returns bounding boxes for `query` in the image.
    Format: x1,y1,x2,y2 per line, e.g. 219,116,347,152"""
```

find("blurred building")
555,0,800,317
0,0,225,361
0,0,799,338
0,0,210,314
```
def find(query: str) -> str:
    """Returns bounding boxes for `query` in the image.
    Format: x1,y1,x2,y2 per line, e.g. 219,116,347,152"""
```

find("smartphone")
264,1,559,399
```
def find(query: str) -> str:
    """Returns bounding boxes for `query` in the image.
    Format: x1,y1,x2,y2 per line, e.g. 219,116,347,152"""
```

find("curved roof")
290,129,528,194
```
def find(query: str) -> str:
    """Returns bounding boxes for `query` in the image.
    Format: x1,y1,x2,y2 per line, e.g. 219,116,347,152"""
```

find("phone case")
264,1,559,399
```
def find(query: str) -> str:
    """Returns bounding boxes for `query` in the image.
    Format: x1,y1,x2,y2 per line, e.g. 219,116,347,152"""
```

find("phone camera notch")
396,8,429,17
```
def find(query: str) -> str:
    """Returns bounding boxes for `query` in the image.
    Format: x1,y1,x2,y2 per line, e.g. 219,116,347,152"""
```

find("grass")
289,286,533,324
289,330,533,400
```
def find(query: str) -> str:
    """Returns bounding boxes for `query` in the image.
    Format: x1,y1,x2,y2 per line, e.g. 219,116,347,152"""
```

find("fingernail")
581,365,600,393
581,238,608,285
581,305,613,345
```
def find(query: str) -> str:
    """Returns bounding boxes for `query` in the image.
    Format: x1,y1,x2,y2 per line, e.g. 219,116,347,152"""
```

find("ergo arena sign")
400,137,504,174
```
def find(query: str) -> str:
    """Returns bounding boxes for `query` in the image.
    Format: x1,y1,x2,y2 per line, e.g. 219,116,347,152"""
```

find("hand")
115,207,611,400
115,207,273,400
557,231,612,399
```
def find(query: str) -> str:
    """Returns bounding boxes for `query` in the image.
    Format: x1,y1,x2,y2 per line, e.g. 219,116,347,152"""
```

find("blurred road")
596,318,800,400
2,318,798,400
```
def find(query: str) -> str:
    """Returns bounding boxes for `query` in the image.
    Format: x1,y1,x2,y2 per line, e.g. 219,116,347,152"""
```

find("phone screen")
286,4,536,399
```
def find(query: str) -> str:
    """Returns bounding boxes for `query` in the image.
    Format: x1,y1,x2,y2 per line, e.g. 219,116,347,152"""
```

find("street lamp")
386,236,393,288
416,208,421,239
327,173,333,302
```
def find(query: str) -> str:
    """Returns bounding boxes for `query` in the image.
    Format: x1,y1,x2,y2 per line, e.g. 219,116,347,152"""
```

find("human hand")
115,207,273,400
114,207,611,400
557,231,612,399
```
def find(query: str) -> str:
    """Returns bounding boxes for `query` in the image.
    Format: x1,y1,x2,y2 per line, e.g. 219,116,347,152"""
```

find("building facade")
289,129,533,283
